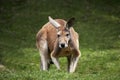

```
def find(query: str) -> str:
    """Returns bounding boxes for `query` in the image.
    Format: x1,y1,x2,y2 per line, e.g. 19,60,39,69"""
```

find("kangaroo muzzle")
59,43,68,48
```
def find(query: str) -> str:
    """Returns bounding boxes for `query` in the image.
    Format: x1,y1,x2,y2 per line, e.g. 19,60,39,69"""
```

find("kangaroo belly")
57,47,73,57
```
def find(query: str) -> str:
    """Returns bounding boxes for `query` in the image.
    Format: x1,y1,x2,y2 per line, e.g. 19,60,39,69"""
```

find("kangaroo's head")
49,16,75,48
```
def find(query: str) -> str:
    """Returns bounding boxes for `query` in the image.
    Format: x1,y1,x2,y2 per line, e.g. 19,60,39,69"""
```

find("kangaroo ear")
48,16,61,28
66,17,75,29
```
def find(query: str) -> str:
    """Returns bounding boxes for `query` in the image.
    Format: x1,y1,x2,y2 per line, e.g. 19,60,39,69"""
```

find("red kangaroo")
36,16,81,73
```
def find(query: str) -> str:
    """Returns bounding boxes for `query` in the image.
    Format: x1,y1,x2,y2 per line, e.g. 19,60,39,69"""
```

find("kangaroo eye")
66,34,69,36
57,34,60,37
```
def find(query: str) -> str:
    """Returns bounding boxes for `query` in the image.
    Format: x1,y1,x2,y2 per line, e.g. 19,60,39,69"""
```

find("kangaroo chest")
56,47,74,57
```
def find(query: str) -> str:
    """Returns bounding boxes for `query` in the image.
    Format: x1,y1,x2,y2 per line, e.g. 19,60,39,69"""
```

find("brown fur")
36,17,81,73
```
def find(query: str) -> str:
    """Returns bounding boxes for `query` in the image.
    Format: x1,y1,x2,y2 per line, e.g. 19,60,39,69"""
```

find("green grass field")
0,0,120,80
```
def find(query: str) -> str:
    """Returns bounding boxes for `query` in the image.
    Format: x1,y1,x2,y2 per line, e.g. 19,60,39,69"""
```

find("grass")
0,0,120,80
0,49,120,80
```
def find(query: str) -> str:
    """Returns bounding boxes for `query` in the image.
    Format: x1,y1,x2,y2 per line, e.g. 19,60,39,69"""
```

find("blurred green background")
0,0,120,80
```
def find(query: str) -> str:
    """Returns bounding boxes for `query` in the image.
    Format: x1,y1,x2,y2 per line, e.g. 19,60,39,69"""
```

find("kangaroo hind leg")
39,40,50,70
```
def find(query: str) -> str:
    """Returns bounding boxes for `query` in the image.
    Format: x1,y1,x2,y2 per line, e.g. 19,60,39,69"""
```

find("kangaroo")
36,16,81,73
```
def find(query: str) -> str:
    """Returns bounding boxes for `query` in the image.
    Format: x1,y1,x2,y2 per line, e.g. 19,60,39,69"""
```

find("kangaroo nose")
61,43,65,48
